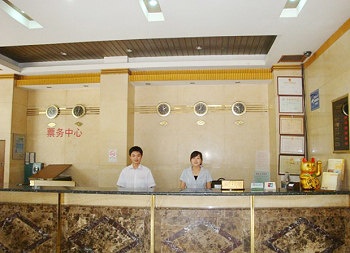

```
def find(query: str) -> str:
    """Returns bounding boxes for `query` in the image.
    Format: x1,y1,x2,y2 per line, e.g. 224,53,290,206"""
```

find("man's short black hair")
129,146,143,156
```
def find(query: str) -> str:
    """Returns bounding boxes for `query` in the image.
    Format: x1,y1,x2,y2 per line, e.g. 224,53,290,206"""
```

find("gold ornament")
300,158,322,190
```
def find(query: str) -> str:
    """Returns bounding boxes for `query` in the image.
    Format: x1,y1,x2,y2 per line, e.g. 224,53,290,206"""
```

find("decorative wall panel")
255,208,350,252
0,203,57,252
156,208,251,253
60,205,150,252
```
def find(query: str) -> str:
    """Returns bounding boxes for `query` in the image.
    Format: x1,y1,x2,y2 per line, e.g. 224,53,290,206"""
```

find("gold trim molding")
101,69,130,75
271,64,302,71
304,18,350,68
133,103,268,114
0,74,16,79
16,73,100,86
129,69,272,82
27,106,100,116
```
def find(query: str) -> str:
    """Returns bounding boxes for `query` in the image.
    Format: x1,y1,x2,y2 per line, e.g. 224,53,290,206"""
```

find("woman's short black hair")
129,146,143,156
190,151,203,161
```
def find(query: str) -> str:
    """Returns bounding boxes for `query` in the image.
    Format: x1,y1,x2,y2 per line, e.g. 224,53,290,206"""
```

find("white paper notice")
108,149,117,163
255,151,270,171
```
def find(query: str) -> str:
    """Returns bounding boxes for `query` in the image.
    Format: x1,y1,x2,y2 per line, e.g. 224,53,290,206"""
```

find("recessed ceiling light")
0,0,43,29
126,48,133,53
196,46,203,50
139,0,164,22
148,0,158,7
280,0,307,18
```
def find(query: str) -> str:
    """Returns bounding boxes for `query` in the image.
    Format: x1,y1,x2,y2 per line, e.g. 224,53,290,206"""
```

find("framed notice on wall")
279,96,303,113
280,135,305,155
277,77,303,95
279,115,304,135
12,134,25,160
279,155,304,175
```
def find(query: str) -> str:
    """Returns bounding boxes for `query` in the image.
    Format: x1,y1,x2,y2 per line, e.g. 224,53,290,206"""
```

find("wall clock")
72,104,86,118
194,101,208,116
45,105,60,119
156,102,171,117
232,101,246,116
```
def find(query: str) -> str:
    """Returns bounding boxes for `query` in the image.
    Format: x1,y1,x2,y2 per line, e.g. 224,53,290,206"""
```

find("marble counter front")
0,186,349,252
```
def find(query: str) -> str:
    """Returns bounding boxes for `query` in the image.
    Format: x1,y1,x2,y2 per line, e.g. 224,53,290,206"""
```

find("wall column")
98,69,134,186
270,65,303,185
0,75,15,185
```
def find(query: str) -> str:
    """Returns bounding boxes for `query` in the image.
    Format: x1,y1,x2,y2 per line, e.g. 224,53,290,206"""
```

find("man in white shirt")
117,146,156,188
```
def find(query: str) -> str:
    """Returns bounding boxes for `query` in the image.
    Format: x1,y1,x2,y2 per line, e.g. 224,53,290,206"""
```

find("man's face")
130,151,142,166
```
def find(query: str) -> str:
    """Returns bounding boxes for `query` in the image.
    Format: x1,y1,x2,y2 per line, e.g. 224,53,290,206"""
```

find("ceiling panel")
0,36,276,63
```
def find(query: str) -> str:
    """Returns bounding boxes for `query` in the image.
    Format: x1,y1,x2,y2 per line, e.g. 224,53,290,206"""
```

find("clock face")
232,101,246,116
194,101,208,116
72,104,86,118
46,105,60,119
156,102,171,117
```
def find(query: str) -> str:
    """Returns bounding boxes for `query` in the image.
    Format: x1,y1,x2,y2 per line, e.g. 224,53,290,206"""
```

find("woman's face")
191,155,202,167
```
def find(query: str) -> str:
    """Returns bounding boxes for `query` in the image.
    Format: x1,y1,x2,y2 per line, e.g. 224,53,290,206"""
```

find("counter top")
1,185,350,196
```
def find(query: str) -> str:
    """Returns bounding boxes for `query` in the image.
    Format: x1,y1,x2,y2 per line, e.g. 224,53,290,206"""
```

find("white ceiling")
0,0,350,76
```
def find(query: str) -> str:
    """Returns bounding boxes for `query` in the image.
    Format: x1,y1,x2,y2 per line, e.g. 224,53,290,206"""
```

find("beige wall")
26,88,101,186
0,77,28,185
10,86,28,184
2,28,349,189
304,29,350,189
133,83,270,189
17,77,272,188
25,71,132,187
0,77,15,185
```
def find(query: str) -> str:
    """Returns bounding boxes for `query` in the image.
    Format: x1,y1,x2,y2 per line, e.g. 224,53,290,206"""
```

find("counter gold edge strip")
150,195,155,253
57,193,62,253
250,196,254,253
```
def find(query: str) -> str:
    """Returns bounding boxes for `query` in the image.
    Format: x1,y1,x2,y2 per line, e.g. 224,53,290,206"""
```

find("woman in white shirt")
180,151,212,189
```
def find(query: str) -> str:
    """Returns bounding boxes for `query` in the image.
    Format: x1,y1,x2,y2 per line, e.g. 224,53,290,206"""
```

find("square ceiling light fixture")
0,0,42,29
139,0,164,22
280,0,307,18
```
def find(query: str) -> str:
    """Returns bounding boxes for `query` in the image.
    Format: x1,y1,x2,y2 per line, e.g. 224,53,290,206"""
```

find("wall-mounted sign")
310,89,320,111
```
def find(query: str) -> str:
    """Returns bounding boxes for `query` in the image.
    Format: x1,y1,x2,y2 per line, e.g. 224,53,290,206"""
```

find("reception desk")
0,186,349,252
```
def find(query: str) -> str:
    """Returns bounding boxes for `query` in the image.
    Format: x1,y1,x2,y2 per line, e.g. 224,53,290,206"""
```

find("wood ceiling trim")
129,68,272,82
271,65,302,71
0,35,277,63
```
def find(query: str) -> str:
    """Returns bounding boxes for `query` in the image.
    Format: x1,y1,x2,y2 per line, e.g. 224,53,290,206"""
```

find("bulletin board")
332,94,349,152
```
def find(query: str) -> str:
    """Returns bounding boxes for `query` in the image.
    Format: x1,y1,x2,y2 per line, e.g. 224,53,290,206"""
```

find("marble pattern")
60,205,150,252
156,208,251,253
255,208,350,252
0,203,57,252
